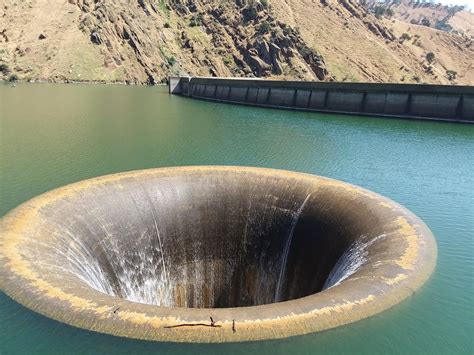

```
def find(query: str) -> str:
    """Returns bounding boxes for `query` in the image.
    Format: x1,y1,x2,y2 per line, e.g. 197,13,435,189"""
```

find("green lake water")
0,83,473,354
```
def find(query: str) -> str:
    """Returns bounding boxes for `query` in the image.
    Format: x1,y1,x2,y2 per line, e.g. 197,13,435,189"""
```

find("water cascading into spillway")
70,222,379,308
322,233,388,290
0,166,437,342
65,185,347,308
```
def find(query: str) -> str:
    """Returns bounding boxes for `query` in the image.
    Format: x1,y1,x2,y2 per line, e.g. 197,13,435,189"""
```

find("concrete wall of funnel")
0,166,437,342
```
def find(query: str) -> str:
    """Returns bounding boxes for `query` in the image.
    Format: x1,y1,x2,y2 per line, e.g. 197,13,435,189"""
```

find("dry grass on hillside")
0,0,472,85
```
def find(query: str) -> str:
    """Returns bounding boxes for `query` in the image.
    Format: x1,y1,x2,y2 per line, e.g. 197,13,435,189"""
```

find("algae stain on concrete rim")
0,166,437,343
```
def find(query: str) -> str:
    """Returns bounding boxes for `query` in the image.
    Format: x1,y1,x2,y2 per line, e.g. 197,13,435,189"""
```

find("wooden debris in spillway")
164,317,222,329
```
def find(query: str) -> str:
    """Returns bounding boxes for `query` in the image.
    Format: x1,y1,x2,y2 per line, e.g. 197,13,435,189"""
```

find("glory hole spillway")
0,166,437,342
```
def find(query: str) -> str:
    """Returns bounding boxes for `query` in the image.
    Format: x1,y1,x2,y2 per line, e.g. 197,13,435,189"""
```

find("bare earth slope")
0,0,472,84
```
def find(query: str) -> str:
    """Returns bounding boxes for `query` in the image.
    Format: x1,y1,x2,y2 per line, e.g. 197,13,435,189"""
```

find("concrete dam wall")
169,77,474,122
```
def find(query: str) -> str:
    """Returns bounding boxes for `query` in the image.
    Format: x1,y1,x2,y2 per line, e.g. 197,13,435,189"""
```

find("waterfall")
66,186,174,307
274,193,312,302
322,233,387,290
69,229,173,306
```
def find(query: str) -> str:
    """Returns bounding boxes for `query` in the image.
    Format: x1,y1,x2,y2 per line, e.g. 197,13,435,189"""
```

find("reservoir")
1,83,473,353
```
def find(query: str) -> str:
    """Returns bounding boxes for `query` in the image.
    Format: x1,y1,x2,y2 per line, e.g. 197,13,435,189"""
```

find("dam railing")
169,76,474,123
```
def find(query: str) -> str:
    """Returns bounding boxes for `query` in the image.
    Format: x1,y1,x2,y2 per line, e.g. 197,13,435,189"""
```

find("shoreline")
0,78,168,86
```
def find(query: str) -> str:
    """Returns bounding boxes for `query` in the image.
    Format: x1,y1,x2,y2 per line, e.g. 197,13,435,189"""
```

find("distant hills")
362,0,472,35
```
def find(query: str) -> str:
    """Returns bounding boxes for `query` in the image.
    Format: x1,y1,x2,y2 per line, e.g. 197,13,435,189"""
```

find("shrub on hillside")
400,33,411,42
446,70,457,81
0,63,10,75
166,56,176,66
421,18,431,27
189,13,204,27
434,20,453,32
258,21,271,34
8,73,18,82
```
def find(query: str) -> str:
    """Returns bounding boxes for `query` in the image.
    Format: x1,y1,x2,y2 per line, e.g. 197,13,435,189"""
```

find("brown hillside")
0,0,472,84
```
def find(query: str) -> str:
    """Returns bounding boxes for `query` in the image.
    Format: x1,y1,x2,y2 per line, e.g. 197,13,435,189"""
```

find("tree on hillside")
425,52,435,64
373,6,386,18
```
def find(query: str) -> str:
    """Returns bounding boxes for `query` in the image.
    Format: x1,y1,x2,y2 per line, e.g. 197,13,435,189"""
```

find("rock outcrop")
62,0,331,83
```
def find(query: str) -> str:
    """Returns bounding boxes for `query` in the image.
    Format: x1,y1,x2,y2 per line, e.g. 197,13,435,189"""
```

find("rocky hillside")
0,0,472,85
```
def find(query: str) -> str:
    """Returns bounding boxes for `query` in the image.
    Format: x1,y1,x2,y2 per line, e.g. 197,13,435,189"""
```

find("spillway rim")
0,166,437,343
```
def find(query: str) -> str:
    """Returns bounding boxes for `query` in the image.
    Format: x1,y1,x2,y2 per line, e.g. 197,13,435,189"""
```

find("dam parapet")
169,76,474,122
